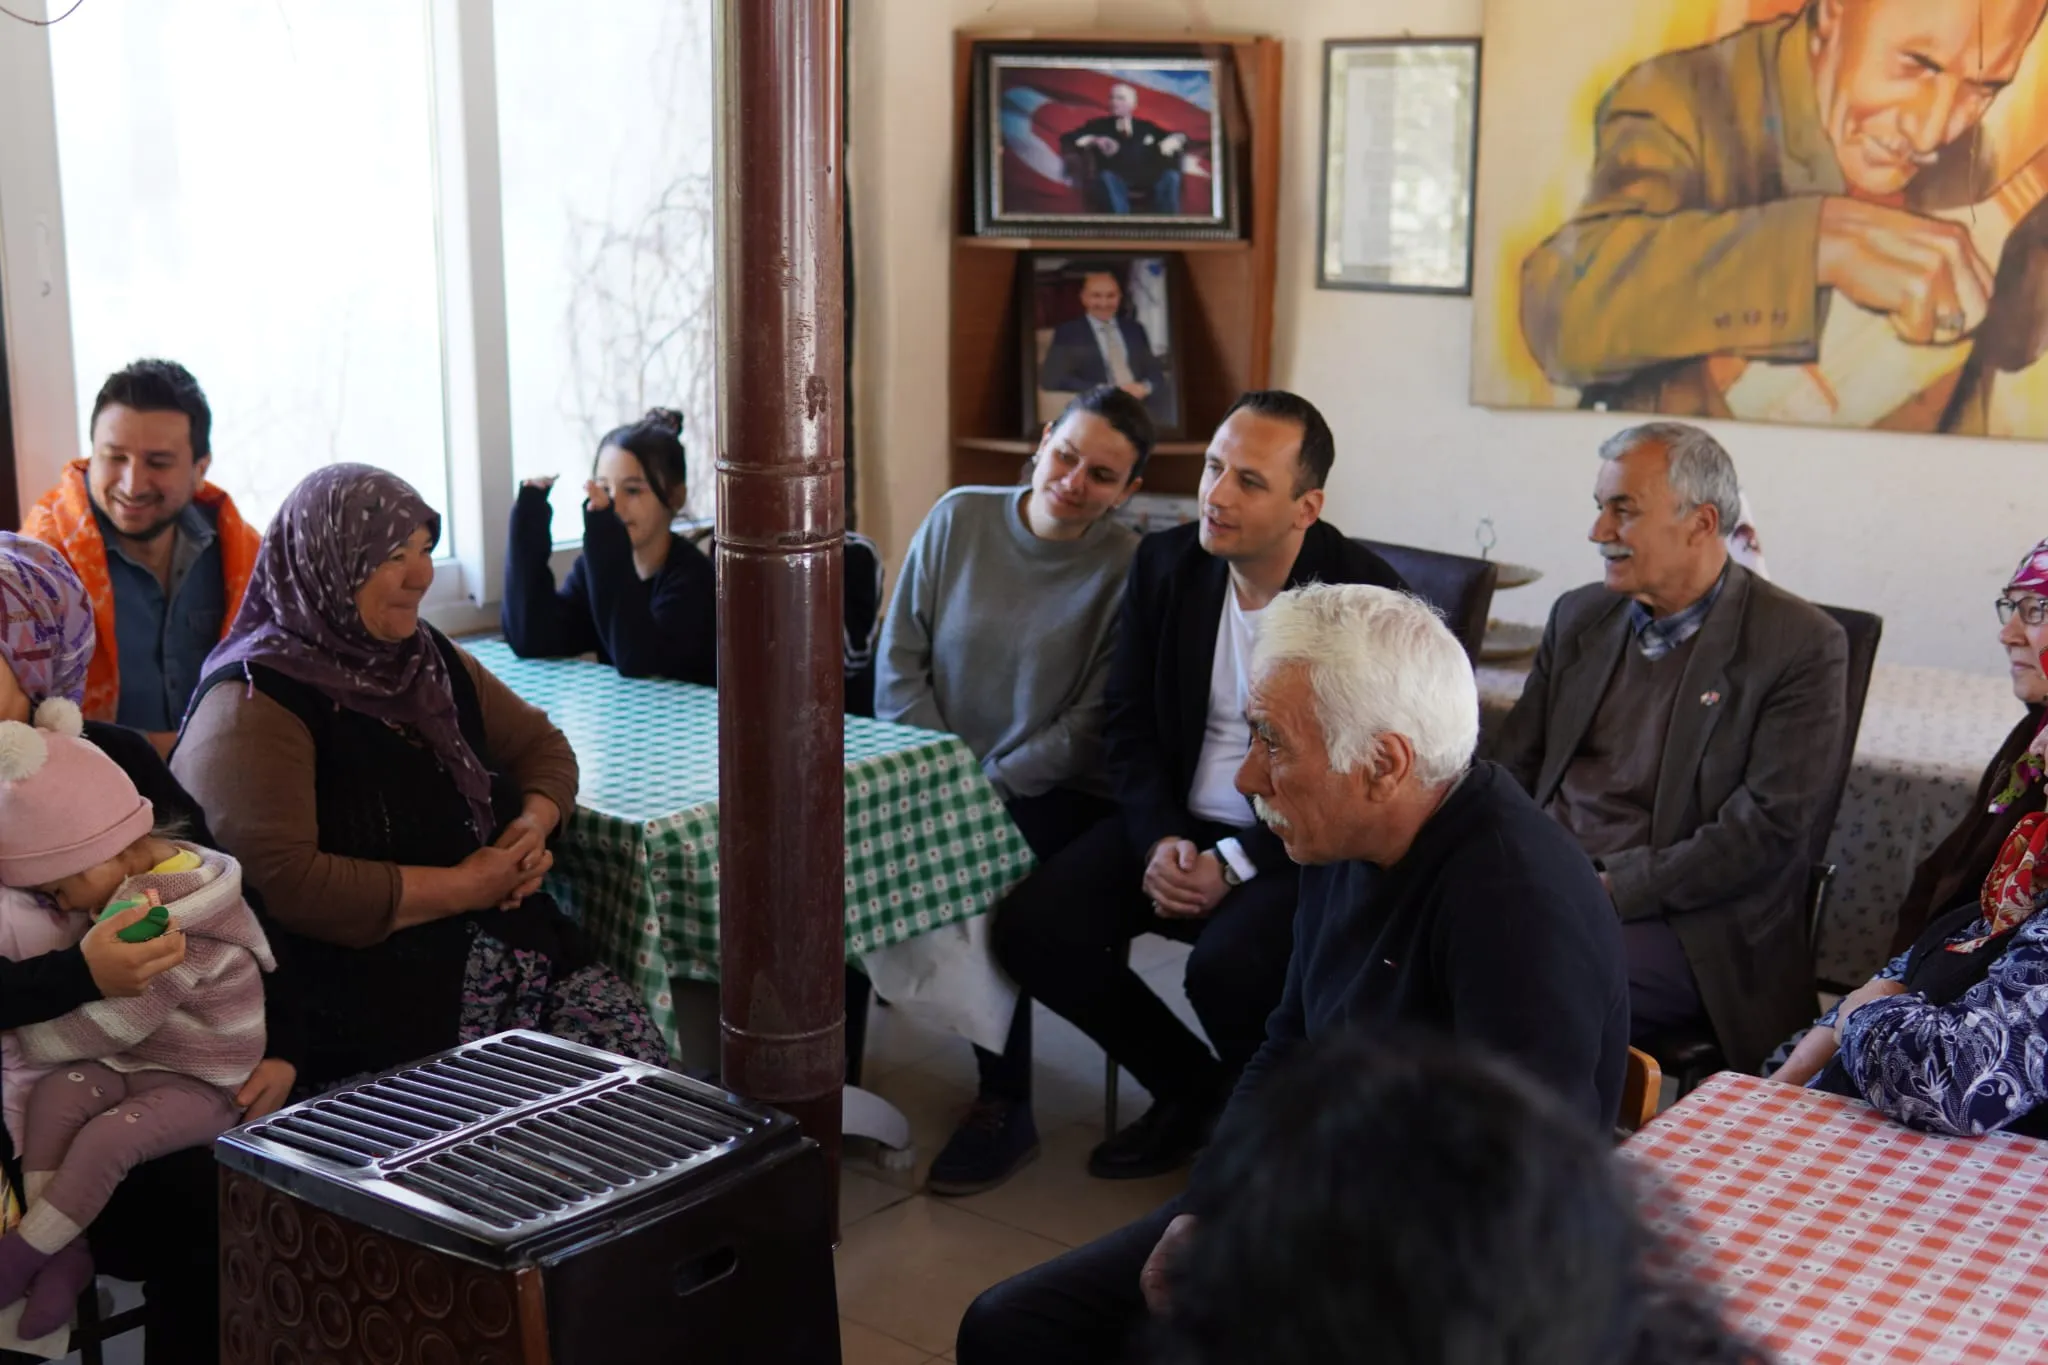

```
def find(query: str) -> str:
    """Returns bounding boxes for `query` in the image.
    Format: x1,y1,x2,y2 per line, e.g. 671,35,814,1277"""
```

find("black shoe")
1087,1093,1220,1180
927,1099,1041,1196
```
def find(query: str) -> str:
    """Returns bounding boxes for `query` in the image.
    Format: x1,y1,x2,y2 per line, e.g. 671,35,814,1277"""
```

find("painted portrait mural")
1471,0,2048,438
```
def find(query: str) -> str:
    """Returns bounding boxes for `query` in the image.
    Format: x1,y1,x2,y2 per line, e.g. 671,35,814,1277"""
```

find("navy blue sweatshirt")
501,483,717,684
1216,761,1629,1158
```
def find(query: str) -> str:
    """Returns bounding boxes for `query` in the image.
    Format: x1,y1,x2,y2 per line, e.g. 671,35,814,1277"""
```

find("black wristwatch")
1208,847,1243,888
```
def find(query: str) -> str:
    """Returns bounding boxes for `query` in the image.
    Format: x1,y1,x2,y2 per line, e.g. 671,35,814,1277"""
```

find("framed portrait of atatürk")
973,46,1239,241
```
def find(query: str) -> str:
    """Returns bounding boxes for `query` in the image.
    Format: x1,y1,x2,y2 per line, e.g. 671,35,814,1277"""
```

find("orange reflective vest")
20,460,261,722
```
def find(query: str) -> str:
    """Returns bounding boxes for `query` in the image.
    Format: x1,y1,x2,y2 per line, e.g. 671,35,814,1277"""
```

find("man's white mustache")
1599,545,1633,561
1253,795,1290,829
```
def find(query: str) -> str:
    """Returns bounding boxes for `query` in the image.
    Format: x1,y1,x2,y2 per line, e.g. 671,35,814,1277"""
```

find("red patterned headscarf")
1987,541,2048,816
2012,541,2048,599
1958,813,2048,953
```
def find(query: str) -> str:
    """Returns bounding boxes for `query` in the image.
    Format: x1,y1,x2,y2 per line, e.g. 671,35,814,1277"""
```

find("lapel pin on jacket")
1700,690,1722,707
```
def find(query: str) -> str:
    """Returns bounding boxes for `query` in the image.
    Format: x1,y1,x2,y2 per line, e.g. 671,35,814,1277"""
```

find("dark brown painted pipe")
714,0,846,1228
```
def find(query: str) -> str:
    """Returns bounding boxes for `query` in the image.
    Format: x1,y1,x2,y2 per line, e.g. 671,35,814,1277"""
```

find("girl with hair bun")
502,407,717,682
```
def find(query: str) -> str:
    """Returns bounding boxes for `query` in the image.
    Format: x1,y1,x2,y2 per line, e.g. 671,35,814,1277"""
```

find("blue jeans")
1097,168,1183,214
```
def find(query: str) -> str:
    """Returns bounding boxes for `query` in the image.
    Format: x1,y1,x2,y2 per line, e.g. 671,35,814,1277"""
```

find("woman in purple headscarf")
0,531,299,1363
173,465,669,1092
0,532,94,726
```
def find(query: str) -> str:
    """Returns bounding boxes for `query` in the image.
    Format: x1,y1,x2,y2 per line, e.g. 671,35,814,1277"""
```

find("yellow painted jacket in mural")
1519,5,2044,433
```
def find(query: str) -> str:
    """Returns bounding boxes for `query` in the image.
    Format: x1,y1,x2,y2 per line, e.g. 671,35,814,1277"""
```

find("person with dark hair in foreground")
502,407,717,683
992,392,1404,1182
1148,1035,1767,1365
960,584,1629,1363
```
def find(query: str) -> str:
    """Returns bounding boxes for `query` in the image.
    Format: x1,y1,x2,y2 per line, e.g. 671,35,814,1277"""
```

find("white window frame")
0,0,573,636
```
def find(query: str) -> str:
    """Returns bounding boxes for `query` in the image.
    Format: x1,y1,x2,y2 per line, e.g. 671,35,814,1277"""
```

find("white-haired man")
959,584,1628,1365
1490,422,1848,1077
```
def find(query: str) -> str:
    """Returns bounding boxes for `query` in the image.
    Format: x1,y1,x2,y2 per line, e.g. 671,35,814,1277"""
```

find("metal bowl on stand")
1473,520,1545,662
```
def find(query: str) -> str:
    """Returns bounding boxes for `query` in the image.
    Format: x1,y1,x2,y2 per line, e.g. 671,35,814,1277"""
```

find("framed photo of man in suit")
1021,253,1182,436
973,47,1238,239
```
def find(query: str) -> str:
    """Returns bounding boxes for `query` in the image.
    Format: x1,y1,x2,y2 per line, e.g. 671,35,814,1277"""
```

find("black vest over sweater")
193,628,588,1089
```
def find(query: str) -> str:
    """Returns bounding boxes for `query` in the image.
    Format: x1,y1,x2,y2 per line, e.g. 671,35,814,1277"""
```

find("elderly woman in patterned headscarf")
1769,539,2048,1137
172,465,668,1094
0,531,303,1361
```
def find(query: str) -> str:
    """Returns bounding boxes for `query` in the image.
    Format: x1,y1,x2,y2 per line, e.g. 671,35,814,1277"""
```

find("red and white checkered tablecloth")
1623,1072,2048,1363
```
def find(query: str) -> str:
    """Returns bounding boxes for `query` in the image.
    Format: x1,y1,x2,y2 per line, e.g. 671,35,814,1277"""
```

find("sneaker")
927,1099,1040,1196
1086,1093,1220,1180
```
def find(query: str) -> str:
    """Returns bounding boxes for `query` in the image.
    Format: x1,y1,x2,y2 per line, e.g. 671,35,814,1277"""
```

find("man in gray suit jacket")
1489,423,1847,1075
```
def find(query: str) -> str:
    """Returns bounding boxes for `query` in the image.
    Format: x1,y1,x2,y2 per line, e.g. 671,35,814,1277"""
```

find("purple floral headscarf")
0,532,96,709
198,465,496,840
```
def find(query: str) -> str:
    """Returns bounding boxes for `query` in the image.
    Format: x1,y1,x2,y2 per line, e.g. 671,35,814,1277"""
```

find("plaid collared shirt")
1630,568,1728,660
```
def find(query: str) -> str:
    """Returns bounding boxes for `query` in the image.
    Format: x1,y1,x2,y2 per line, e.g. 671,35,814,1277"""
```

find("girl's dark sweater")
501,484,716,683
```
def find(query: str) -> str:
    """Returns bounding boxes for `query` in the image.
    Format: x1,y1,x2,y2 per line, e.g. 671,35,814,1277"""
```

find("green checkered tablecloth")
463,639,1036,1050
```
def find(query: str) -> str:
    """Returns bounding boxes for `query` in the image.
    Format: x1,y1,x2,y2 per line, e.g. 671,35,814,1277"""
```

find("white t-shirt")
1187,586,1261,828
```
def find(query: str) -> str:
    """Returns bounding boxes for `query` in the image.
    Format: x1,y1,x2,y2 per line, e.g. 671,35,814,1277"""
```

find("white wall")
849,0,1101,582
851,0,2048,675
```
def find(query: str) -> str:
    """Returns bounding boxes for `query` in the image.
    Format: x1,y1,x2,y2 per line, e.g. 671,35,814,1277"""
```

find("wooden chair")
1618,1046,1664,1137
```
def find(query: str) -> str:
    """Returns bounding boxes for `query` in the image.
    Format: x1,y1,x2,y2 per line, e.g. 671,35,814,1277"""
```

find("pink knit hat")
0,705,154,889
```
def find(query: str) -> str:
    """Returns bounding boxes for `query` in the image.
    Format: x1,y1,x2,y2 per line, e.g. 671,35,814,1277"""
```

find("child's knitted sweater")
15,844,272,1091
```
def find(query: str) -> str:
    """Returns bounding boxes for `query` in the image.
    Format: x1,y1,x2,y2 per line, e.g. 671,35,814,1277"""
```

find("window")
495,0,717,545
48,0,448,535
1,0,719,612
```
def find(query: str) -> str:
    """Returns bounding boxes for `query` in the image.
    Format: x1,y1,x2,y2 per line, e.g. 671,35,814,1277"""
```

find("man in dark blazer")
1060,81,1187,214
1489,422,1848,1076
990,390,1405,1183
1037,270,1169,425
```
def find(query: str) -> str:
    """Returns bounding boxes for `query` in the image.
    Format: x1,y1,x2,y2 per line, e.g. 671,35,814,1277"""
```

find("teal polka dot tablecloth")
464,639,1037,1050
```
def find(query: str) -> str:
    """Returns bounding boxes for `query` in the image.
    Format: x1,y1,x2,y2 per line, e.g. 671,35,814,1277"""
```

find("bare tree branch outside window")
553,1,717,521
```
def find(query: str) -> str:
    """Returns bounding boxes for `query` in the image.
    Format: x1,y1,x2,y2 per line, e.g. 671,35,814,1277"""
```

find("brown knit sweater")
170,645,579,949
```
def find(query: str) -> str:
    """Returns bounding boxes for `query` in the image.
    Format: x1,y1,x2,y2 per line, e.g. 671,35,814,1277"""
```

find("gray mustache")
1253,795,1290,829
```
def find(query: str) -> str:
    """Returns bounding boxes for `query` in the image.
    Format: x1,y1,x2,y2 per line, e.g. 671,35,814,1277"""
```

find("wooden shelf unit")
947,30,1283,498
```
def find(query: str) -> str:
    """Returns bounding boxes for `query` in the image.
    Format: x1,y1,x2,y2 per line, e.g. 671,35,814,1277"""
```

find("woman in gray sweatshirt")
876,384,1153,1195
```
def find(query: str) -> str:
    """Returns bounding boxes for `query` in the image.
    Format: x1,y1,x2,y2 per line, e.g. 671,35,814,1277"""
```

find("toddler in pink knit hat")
0,703,272,1339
